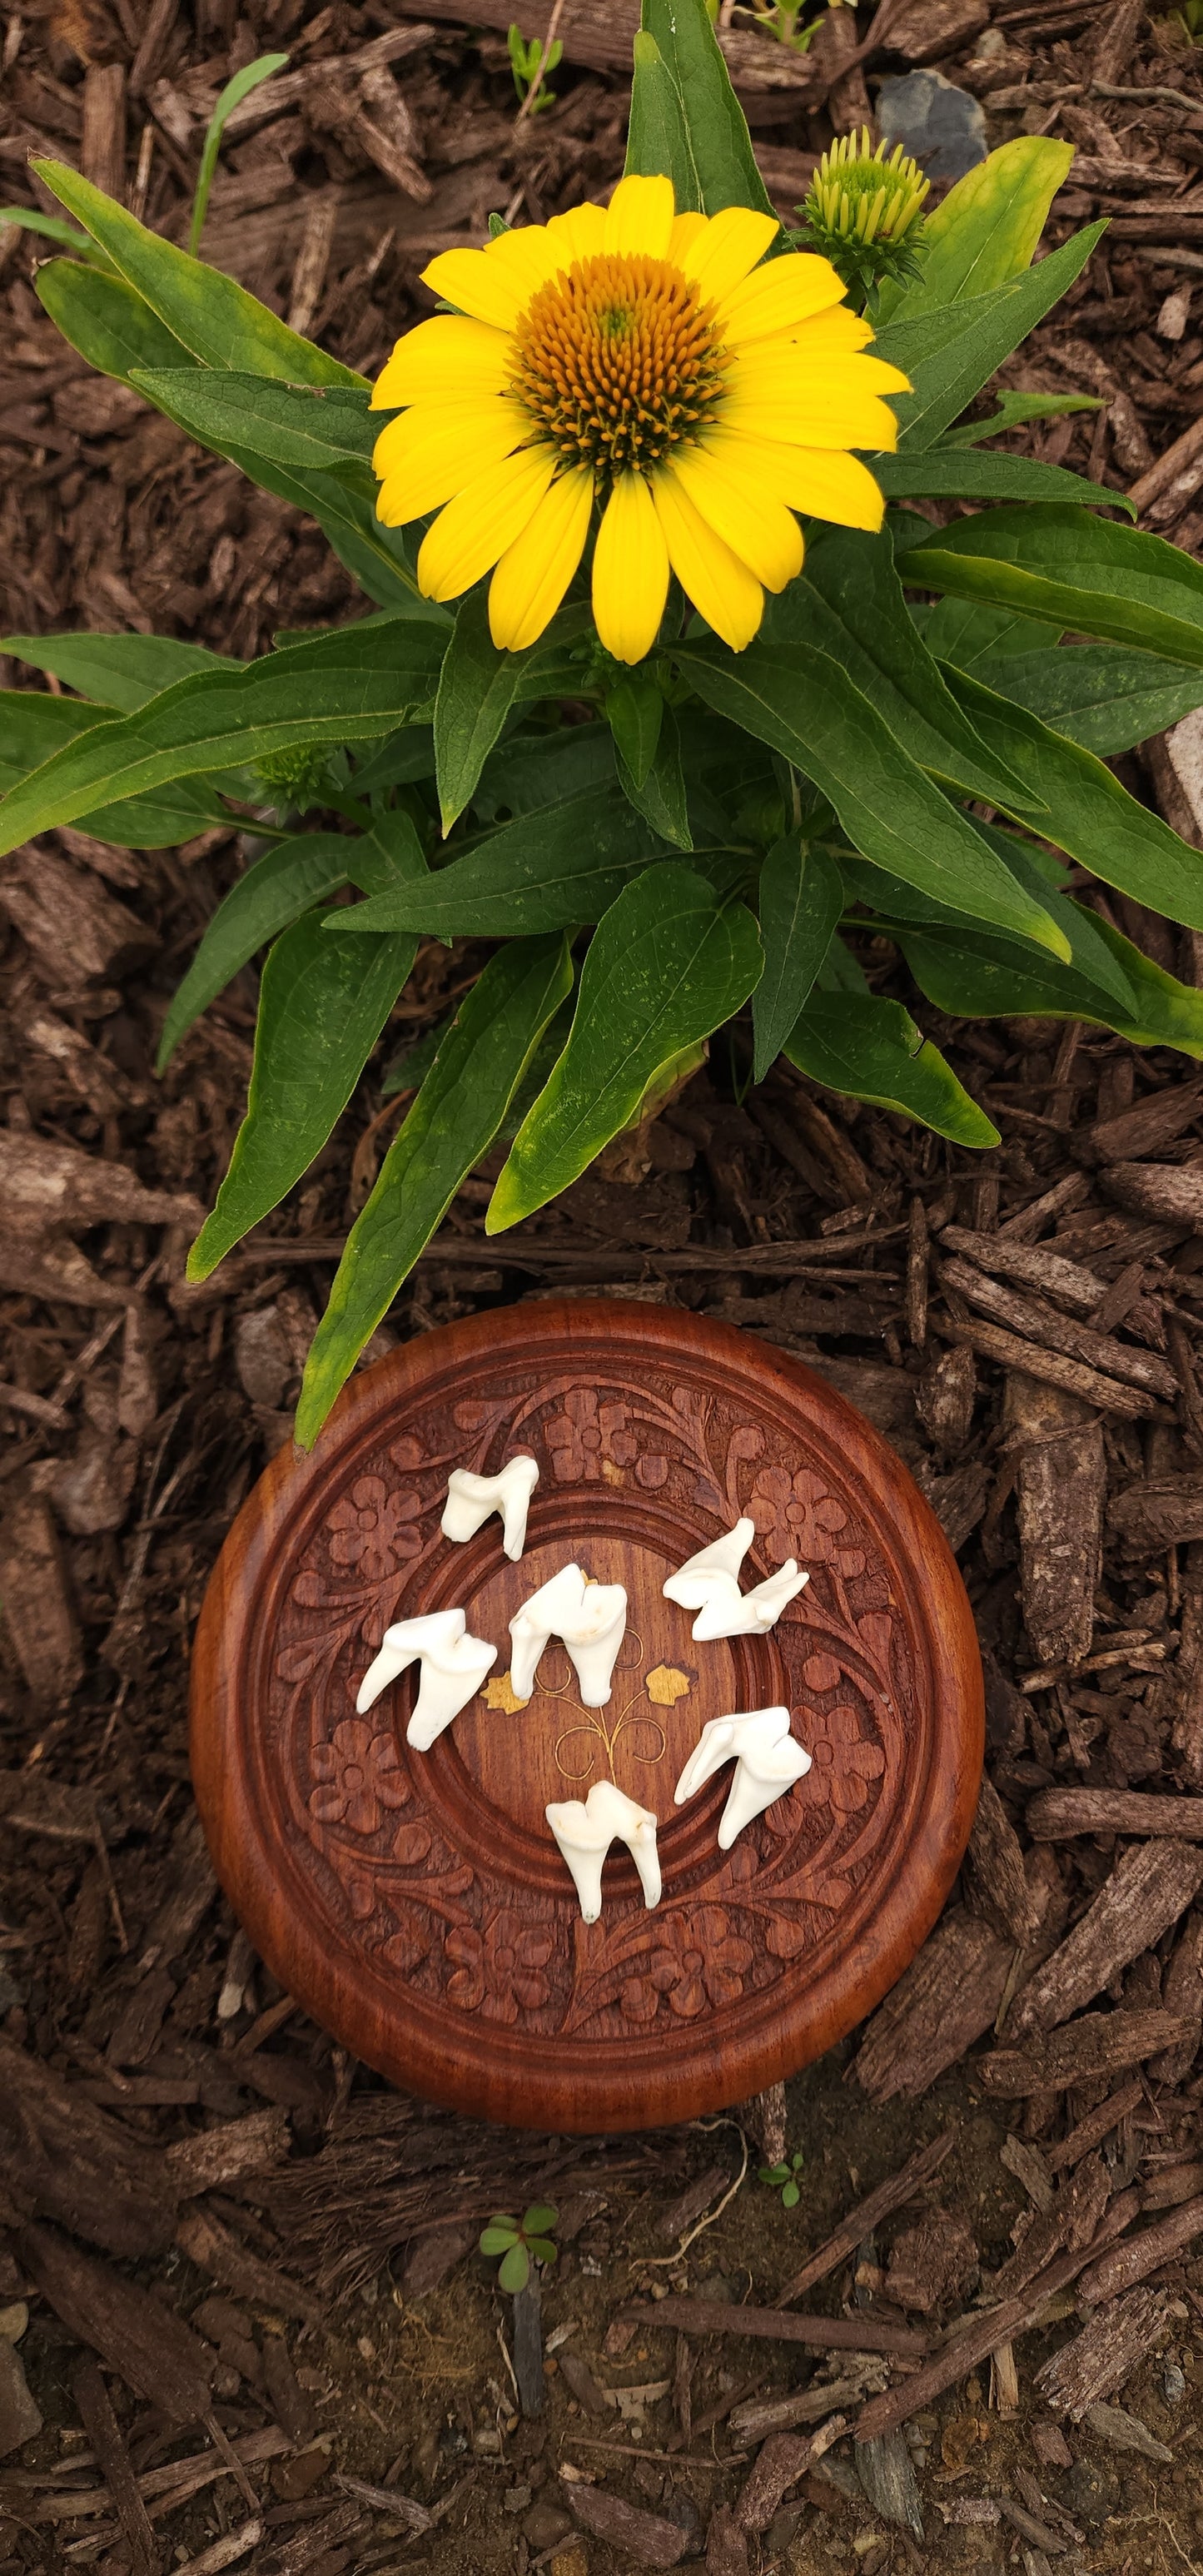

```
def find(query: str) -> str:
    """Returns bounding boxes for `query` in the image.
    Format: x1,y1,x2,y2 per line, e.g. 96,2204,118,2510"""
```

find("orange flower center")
510,251,729,480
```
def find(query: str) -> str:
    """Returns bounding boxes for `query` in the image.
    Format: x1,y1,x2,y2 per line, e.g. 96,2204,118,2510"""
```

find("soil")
3,2,1203,2571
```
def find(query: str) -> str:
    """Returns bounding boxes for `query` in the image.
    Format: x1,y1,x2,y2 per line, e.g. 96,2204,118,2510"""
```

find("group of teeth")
352,1453,813,1922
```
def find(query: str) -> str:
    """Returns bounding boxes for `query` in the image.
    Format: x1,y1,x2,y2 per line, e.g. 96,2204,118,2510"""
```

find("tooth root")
442,1458,539,1560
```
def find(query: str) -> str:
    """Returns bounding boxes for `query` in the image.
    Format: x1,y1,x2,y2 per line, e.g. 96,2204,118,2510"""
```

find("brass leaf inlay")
481,1670,528,1716
645,1663,693,1708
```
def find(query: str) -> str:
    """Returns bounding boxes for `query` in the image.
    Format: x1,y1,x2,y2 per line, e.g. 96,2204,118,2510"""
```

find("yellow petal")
374,401,530,523
667,445,803,592
604,172,675,260
592,472,669,664
728,350,912,401
713,250,847,345
720,391,901,452
669,209,708,263
420,246,530,331
701,429,885,532
547,201,607,262
417,445,559,602
481,223,569,301
790,306,878,356
681,206,779,303
489,467,594,651
650,470,763,653
371,316,511,409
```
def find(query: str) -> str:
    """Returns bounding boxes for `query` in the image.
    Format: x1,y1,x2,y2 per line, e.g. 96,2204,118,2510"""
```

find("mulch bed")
4,0,1203,2569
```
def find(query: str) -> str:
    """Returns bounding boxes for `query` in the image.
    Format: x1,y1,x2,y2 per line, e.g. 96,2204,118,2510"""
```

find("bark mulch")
4,1,1203,2569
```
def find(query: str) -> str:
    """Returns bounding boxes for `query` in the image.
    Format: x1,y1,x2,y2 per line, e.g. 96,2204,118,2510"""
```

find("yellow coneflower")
369,172,908,664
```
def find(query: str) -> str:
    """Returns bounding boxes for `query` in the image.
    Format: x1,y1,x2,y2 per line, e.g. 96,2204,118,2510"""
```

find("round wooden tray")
191,1300,982,2132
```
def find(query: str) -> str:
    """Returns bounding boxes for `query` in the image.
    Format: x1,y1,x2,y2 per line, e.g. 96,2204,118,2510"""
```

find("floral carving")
807,1701,886,1815
445,1910,555,2022
545,1387,639,1483
308,1718,409,1834
750,1465,867,1580
622,1904,753,2022
326,1475,421,1581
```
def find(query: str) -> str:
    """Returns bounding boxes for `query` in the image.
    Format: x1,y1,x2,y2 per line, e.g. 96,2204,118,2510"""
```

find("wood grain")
190,1300,982,2132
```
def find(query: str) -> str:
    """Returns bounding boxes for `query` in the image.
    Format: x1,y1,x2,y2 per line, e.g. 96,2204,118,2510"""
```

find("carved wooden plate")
191,1300,982,2132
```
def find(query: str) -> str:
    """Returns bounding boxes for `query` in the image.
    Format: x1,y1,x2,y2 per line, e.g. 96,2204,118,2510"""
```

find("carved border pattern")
262,1359,912,2042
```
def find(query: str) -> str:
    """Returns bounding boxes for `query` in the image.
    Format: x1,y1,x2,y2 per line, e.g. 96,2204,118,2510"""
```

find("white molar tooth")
440,1455,539,1561
545,1778,661,1923
674,1704,813,1850
355,1609,496,1750
509,1562,628,1708
663,1516,754,1609
664,1520,808,1639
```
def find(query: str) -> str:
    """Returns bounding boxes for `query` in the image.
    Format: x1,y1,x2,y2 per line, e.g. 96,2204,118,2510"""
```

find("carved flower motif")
308,1718,409,1834
326,1475,421,1582
622,1905,753,2022
807,1702,885,1815
545,1386,639,1484
445,1909,554,2022
750,1465,867,1579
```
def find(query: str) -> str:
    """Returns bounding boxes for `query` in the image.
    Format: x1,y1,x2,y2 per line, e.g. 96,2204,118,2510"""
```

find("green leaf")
2,629,241,713
615,701,692,850
488,867,763,1231
902,505,1203,669
967,644,1203,757
157,832,360,1071
524,2239,559,2266
191,53,289,255
34,156,361,387
901,904,1203,1056
784,992,999,1146
876,449,1132,514
333,787,663,937
471,721,616,821
605,672,664,789
434,590,533,835
479,2224,519,2255
624,0,776,221
945,664,1203,932
0,206,116,270
522,2205,559,2235
875,226,1106,452
916,599,1061,668
188,911,416,1281
676,635,1067,957
942,390,1103,445
498,2243,530,2294
296,936,573,1444
0,620,447,855
776,529,1041,812
753,835,843,1082
132,368,373,470
33,260,426,613
877,137,1076,323
844,827,1136,1016
782,2181,800,2208
0,686,227,848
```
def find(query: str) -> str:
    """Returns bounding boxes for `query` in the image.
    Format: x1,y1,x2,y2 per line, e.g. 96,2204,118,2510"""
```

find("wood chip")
564,2479,690,2566
854,2245,1098,2444
1046,2081,1145,2173
1100,1161,1203,1232
1083,2398,1173,2459
1027,1788,1203,1839
1087,1077,1203,1165
175,2205,326,2330
73,2356,158,2576
965,1775,1043,1945
0,2037,176,2259
1035,2285,1172,2416
851,1907,1025,2103
1012,1839,1203,2035
621,2300,930,2357
165,2109,291,2200
980,2010,1196,2095
775,2133,953,2305
18,2220,213,2423
1076,2189,1203,2303
0,2337,42,2459
936,1312,1166,1418
0,1494,83,1704
734,2416,845,2534
940,1254,1177,1397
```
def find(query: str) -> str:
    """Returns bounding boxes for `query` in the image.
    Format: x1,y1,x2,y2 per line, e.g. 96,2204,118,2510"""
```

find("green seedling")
758,2150,805,2209
480,2202,559,2292
507,24,564,107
